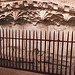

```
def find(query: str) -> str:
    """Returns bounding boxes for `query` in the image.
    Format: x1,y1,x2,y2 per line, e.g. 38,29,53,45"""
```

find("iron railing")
0,29,75,75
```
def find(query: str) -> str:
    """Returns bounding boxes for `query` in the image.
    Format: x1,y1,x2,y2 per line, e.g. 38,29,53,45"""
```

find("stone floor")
0,67,45,75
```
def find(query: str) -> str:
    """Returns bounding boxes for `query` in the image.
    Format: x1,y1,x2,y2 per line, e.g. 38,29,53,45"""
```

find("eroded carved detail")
0,0,75,26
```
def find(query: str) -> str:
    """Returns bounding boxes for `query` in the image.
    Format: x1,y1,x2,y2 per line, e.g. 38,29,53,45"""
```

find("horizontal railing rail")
0,37,75,43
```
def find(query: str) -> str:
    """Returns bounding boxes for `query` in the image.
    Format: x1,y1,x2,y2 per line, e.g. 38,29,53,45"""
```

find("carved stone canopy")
0,0,75,26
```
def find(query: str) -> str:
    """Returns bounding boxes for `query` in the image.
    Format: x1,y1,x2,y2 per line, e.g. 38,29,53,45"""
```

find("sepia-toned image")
0,0,75,75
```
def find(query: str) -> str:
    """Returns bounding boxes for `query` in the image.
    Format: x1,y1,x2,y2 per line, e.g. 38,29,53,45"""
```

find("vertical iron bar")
56,32,60,74
3,29,5,66
5,29,7,67
0,29,1,66
36,31,38,71
60,32,64,74
0,29,2,66
74,65,75,75
33,30,35,70
0,29,1,58
22,30,24,69
15,30,17,68
9,29,11,67
26,30,27,69
19,30,20,68
52,31,55,74
65,32,69,75
6,29,8,67
16,30,17,68
48,32,51,73
44,31,46,72
29,30,31,70
40,31,42,71
12,30,14,68
69,32,73,75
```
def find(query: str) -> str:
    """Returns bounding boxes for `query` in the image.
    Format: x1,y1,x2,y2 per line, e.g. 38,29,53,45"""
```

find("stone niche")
0,0,75,74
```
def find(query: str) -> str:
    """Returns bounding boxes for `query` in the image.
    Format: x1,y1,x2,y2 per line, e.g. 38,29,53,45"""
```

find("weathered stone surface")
0,0,75,27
